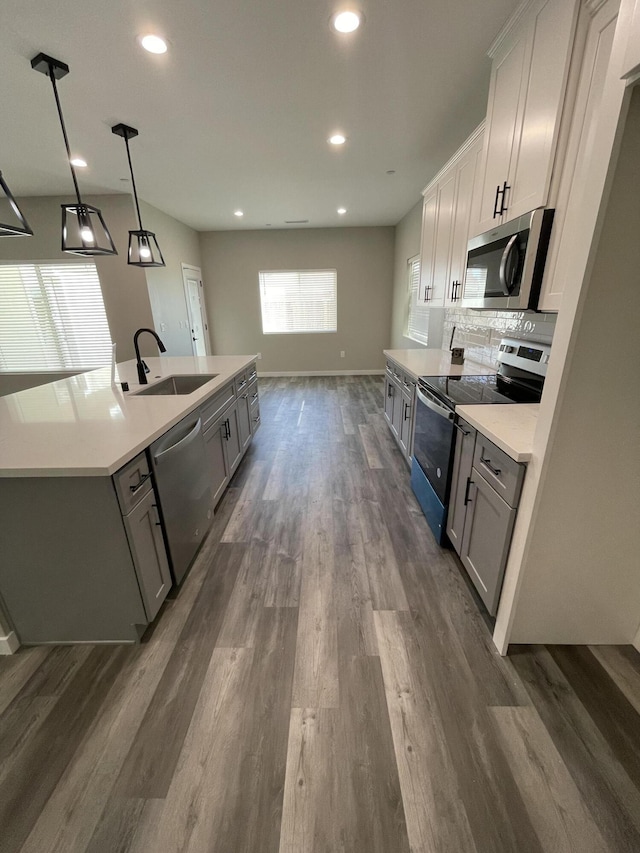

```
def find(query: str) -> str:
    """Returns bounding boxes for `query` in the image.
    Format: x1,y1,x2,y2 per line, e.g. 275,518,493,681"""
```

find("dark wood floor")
1,376,640,852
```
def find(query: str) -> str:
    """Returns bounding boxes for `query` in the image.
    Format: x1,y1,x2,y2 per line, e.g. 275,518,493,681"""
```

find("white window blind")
0,262,113,371
406,255,430,345
258,269,337,334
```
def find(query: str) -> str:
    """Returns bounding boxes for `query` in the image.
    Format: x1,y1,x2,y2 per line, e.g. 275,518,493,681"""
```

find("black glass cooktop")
419,373,543,408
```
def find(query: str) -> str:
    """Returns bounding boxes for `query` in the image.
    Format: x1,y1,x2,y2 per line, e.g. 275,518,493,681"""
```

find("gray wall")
199,227,395,373
141,201,203,356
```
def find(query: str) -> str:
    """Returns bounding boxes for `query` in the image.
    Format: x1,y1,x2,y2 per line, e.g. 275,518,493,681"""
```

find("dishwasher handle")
153,417,202,463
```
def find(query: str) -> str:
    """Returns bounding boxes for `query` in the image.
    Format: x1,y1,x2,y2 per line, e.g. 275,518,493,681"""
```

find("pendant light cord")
123,134,144,231
47,63,82,207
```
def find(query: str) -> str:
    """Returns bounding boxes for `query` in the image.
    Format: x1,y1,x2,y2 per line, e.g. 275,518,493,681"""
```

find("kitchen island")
0,355,258,649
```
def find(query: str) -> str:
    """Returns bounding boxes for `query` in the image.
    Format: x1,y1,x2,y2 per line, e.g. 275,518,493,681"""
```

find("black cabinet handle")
493,185,501,218
493,181,511,218
224,419,231,440
252,392,259,401
454,422,470,436
253,416,261,425
499,181,510,215
464,478,474,505
423,284,432,302
404,402,411,421
387,384,394,398
480,455,501,476
129,472,151,493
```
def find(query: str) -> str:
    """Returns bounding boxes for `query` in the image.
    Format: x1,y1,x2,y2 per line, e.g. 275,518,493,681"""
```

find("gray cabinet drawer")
247,363,258,384
473,435,524,507
235,371,249,396
200,382,235,430
114,451,152,515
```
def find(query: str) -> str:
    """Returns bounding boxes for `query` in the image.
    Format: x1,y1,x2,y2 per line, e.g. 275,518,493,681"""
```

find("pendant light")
31,53,117,256
0,172,33,236
111,123,165,267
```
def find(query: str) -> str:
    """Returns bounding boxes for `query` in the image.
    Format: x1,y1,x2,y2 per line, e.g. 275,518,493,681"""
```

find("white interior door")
182,265,209,357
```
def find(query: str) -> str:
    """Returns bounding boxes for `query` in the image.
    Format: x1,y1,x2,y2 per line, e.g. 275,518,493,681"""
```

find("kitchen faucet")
133,328,166,384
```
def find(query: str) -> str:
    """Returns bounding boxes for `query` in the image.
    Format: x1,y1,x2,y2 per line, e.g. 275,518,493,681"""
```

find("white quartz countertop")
455,403,540,462
0,355,257,478
383,348,496,379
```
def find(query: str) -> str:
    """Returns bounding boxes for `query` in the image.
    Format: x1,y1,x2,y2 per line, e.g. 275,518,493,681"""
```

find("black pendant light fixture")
111,123,165,267
0,172,33,236
31,52,117,256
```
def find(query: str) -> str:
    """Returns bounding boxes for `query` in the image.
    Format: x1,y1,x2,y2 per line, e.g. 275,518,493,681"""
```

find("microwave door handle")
499,234,519,295
416,386,454,421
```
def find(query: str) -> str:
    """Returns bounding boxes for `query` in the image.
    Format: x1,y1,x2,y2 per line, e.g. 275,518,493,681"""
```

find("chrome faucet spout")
133,327,166,384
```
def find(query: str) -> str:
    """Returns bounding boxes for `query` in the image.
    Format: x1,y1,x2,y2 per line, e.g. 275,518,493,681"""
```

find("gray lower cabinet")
237,390,252,451
122,487,172,621
203,412,231,507
447,420,477,554
460,473,517,615
224,403,243,473
383,359,416,465
446,418,525,616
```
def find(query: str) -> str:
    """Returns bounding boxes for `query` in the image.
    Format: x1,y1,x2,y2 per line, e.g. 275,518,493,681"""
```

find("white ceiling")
0,0,521,232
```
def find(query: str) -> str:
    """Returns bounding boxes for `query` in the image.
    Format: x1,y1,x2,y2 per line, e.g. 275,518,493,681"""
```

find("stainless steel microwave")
461,208,554,311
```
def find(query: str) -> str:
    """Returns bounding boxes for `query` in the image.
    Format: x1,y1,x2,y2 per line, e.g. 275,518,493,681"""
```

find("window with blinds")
258,269,337,334
406,255,430,345
0,262,113,371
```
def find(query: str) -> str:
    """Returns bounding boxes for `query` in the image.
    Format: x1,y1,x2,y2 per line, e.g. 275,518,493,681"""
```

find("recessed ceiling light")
70,157,87,168
337,207,347,215
140,34,168,54
329,134,346,145
234,210,244,217
332,11,362,33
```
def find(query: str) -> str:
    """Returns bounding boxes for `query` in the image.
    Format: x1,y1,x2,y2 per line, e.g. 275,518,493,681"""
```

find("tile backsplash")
442,308,557,368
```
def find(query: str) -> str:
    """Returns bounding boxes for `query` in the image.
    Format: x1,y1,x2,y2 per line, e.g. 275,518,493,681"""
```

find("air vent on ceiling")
285,219,309,224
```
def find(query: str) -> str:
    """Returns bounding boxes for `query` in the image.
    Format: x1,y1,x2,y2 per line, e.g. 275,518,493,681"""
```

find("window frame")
258,268,338,335
0,259,114,373
405,254,430,346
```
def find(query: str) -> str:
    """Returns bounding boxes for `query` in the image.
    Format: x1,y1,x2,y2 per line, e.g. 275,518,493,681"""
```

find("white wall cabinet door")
476,33,528,234
447,134,485,305
418,189,438,303
473,0,579,236
430,171,457,306
538,0,619,311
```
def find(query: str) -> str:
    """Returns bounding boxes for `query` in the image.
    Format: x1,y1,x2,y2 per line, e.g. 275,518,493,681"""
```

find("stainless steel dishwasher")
149,413,213,585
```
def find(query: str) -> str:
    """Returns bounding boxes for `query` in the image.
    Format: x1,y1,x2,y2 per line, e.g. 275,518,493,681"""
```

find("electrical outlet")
257,352,262,359
340,350,345,358
160,322,167,332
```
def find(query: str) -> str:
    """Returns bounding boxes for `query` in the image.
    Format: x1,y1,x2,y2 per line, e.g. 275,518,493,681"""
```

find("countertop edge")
455,404,538,463
383,348,496,380
0,354,258,478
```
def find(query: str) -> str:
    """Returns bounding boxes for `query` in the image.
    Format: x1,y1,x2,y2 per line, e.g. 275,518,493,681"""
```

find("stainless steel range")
410,337,550,544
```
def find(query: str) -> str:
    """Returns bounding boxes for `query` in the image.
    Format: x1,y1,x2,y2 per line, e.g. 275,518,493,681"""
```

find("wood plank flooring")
1,375,640,852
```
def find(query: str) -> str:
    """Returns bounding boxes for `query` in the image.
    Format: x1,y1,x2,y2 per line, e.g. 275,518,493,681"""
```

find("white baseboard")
257,369,385,377
0,631,19,655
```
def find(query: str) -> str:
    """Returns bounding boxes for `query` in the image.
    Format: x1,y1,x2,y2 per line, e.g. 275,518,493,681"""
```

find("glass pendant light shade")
32,52,117,256
128,229,165,266
0,171,33,236
61,203,118,255
112,123,166,268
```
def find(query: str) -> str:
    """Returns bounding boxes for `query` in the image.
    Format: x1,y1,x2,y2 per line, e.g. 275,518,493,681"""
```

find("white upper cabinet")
473,0,580,237
419,125,484,307
538,0,620,310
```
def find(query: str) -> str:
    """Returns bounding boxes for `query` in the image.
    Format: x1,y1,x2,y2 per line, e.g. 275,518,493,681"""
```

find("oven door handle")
499,234,519,295
416,386,454,421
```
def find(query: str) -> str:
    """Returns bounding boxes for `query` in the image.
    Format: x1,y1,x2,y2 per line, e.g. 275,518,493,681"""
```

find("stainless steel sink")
132,374,218,396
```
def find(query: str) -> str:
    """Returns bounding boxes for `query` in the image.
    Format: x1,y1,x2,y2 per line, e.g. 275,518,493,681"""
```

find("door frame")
181,264,211,356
